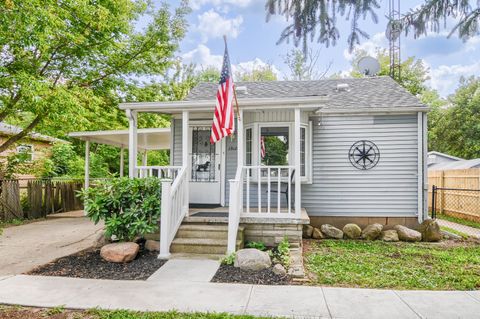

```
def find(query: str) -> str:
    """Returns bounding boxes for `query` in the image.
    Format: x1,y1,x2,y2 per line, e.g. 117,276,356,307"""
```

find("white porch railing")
136,166,182,179
227,165,296,253
157,166,189,259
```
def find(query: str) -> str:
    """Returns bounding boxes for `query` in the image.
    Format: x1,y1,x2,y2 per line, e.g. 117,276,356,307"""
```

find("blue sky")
164,0,480,97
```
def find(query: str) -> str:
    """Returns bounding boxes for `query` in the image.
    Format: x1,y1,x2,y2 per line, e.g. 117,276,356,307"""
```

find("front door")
189,126,222,205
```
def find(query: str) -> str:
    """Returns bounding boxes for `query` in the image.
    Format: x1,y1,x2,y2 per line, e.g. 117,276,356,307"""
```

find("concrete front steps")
170,223,244,255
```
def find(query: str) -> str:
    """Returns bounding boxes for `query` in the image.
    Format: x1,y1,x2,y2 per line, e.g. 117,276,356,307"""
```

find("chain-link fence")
429,186,480,238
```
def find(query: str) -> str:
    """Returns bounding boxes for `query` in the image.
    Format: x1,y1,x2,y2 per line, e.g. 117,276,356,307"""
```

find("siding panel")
302,114,419,217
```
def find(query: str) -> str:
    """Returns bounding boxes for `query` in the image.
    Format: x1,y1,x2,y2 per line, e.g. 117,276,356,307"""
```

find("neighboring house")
428,151,463,169
75,76,429,258
0,122,67,178
428,151,480,170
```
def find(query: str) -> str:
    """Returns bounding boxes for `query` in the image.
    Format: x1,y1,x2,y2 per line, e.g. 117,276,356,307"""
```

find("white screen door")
189,126,221,204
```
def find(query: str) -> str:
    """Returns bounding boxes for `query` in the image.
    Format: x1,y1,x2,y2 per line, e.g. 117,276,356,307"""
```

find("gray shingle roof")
0,122,67,144
185,76,425,109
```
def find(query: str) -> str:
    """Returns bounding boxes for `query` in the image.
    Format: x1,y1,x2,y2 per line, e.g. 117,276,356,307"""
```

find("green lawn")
437,214,480,229
0,306,276,319
304,239,480,290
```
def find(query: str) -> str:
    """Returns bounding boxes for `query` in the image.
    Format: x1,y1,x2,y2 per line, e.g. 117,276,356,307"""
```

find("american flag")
210,38,235,144
260,137,266,159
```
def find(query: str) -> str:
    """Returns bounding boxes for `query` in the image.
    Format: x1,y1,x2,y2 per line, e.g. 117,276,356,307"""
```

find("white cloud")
190,0,256,11
233,57,281,78
428,61,480,96
196,9,243,43
343,32,387,61
182,44,223,67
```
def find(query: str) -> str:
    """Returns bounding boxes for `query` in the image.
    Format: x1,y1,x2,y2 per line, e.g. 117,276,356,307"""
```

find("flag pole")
224,35,241,121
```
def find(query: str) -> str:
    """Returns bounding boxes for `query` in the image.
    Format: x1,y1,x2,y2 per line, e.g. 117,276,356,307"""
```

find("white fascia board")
313,106,429,115
119,96,329,113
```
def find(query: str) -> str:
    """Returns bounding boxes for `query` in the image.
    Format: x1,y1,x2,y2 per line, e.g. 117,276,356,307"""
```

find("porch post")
141,150,148,166
84,140,90,190
127,109,138,178
294,108,301,217
237,109,243,166
119,147,125,177
182,111,189,214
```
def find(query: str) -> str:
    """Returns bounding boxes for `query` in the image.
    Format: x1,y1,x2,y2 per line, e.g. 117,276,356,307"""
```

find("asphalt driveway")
0,211,103,276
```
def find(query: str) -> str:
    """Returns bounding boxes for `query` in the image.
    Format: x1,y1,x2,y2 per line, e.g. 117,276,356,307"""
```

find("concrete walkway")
438,219,480,238
0,211,103,276
147,259,220,282
0,274,478,318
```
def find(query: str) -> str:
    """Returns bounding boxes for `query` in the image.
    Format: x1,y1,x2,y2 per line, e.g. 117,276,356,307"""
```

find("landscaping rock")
303,225,314,238
380,230,399,242
100,242,139,263
394,225,422,242
272,263,287,276
312,227,325,239
320,224,343,239
361,223,383,240
419,219,442,242
145,240,160,252
343,223,362,239
93,231,109,248
234,248,271,271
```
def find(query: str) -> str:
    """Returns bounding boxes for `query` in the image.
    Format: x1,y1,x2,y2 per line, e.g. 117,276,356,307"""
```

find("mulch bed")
211,264,290,285
28,248,166,280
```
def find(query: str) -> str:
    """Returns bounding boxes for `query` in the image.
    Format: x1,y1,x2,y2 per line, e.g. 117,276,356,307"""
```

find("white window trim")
16,144,34,162
243,121,312,183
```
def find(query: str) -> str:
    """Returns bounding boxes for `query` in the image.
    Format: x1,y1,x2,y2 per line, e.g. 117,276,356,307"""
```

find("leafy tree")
262,136,288,166
236,64,278,81
196,66,221,83
428,77,480,159
0,0,189,152
265,0,480,52
350,49,430,95
283,49,331,80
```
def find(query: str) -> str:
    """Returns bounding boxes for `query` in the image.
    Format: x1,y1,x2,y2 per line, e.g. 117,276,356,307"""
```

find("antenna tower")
388,0,401,80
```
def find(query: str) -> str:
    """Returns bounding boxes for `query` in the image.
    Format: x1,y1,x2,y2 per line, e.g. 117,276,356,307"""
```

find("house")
428,151,480,170
74,76,429,258
0,122,67,179
428,151,463,169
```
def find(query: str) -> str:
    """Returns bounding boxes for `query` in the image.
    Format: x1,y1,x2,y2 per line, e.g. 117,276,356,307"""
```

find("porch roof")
69,128,170,150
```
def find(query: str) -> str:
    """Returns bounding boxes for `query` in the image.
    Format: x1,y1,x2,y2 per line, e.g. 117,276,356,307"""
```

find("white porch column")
84,140,90,190
141,150,148,166
119,147,125,177
182,111,189,214
237,109,243,166
294,108,301,217
127,109,138,178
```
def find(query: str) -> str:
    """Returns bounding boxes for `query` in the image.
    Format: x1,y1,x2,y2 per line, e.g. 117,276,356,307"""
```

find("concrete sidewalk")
0,275,478,318
0,212,103,275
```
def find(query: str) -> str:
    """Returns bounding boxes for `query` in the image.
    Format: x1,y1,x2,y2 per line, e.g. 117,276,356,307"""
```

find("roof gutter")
313,106,429,115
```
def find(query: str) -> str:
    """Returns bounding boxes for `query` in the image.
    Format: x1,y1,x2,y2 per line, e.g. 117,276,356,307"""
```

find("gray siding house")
119,76,428,257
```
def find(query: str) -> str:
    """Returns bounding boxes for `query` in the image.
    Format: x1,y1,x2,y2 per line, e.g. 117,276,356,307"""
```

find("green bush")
80,177,162,242
245,241,267,251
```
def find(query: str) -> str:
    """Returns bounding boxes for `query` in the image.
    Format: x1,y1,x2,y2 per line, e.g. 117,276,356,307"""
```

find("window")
16,144,33,162
245,128,252,166
300,127,306,176
260,126,289,166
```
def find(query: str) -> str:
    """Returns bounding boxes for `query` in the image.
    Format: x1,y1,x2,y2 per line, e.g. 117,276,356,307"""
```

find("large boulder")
145,239,160,251
343,224,362,239
419,219,442,242
394,225,422,242
93,231,110,248
234,248,272,271
320,224,343,239
303,225,314,238
100,242,139,263
380,230,399,242
312,227,325,239
361,224,383,240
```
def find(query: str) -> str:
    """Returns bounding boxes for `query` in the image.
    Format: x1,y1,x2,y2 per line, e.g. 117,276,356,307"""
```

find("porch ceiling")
69,128,170,150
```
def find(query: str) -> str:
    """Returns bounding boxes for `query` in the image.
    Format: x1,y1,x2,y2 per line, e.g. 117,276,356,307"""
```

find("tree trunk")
0,115,43,153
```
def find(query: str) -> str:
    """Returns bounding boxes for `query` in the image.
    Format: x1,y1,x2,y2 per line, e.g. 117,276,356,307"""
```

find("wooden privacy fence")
0,179,85,221
428,168,480,222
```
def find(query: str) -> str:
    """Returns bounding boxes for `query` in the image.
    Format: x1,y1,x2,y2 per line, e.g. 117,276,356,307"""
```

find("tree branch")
0,115,43,153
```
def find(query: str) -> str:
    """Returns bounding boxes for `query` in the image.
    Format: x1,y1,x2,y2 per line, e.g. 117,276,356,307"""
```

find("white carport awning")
68,128,170,150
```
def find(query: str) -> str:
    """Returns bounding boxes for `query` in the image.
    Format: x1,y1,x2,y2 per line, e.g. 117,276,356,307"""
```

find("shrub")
221,252,236,265
80,177,161,242
245,241,267,251
269,236,291,267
